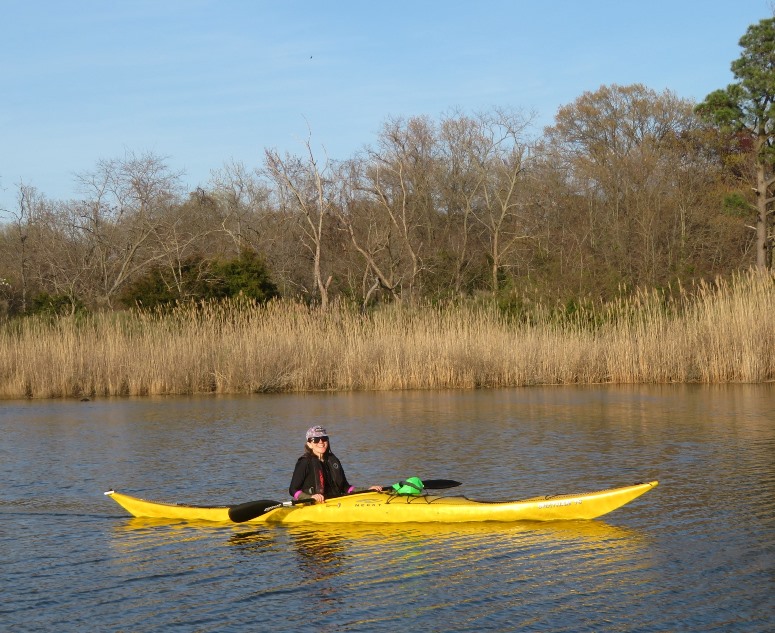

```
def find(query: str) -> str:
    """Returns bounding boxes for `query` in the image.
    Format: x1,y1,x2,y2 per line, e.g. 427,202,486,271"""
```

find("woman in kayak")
289,425,382,503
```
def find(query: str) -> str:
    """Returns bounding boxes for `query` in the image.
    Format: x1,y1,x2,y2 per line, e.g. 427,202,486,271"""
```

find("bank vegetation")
1,269,772,399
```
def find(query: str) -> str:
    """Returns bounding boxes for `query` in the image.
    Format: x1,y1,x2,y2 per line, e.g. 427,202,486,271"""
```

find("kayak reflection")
227,526,349,577
109,514,655,629
114,515,649,553
227,519,651,570
226,519,655,622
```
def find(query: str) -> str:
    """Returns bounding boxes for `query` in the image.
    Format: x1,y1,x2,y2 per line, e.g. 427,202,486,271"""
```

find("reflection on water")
106,515,656,630
2,385,774,632
228,528,277,554
115,515,649,559
233,520,655,629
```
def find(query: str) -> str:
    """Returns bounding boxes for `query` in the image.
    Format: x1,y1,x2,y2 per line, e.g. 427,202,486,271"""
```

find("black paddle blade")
228,499,282,523
388,479,461,490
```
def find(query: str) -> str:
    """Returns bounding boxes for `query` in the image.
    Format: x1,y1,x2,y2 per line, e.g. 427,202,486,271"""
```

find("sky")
0,0,771,220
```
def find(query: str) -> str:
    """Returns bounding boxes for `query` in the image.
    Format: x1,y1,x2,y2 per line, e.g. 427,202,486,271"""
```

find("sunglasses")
308,436,329,444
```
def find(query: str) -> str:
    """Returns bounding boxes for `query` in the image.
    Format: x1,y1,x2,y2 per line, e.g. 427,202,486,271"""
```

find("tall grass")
1,270,773,399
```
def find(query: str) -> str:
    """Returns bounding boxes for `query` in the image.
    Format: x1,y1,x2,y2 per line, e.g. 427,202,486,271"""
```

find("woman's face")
307,436,329,459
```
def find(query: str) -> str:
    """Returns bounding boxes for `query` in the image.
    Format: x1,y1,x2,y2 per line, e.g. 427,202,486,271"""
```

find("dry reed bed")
1,270,773,399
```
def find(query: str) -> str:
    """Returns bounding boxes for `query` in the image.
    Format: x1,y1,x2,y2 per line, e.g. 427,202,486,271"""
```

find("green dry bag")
391,477,425,495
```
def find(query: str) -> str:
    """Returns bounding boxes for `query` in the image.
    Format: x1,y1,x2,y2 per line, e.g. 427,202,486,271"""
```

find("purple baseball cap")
306,425,328,440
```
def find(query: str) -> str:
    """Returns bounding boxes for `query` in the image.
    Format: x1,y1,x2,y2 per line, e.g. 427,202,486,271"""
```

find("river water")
1,385,773,632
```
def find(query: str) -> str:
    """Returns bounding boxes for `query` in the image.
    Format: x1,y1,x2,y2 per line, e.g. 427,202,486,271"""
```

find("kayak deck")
105,480,658,524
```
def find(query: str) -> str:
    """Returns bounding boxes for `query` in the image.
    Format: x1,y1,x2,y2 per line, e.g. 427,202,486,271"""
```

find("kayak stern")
104,490,232,522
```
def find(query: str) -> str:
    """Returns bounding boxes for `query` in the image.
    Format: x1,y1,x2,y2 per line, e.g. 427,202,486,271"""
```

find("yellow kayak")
105,480,658,524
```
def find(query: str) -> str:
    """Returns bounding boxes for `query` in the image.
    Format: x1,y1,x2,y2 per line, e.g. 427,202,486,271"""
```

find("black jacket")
289,452,353,499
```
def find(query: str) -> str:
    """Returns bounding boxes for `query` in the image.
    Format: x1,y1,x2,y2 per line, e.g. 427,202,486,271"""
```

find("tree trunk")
755,162,773,269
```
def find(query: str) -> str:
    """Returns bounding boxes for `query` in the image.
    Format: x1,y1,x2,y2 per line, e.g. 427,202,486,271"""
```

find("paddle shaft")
228,478,461,523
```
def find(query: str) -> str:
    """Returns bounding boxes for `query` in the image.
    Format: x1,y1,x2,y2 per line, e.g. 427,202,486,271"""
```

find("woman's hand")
311,493,325,503
368,485,383,492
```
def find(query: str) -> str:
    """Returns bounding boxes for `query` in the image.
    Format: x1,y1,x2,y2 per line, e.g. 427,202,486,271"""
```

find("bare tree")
209,160,271,256
10,184,38,312
74,151,183,307
144,190,217,298
334,158,403,309
472,109,534,291
264,137,334,309
362,116,440,301
435,113,489,295
5,186,90,314
544,85,708,287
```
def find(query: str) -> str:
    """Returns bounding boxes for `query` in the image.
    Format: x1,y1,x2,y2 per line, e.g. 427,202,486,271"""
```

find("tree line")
1,18,773,317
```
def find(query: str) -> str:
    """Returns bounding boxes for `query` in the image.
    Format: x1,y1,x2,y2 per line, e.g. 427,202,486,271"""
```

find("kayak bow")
105,480,658,524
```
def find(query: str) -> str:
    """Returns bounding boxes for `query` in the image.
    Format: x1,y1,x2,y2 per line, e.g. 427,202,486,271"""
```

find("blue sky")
0,1,770,219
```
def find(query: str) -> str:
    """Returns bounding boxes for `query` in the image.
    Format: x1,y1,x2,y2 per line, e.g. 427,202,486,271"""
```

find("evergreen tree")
696,16,775,269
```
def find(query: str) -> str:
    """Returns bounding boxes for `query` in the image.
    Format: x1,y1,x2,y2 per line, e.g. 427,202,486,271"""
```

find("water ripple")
2,386,774,632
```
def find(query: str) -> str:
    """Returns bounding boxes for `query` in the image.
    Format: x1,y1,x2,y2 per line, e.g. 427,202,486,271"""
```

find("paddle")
396,478,461,491
228,498,314,523
228,478,462,523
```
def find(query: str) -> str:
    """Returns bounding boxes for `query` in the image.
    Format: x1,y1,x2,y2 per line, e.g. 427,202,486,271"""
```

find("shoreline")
2,271,773,400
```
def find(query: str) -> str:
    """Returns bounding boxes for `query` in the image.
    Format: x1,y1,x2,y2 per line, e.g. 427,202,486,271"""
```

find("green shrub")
28,293,86,317
120,250,279,310
722,192,753,217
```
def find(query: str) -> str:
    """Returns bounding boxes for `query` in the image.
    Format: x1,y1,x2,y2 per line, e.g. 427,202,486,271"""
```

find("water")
1,386,773,632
